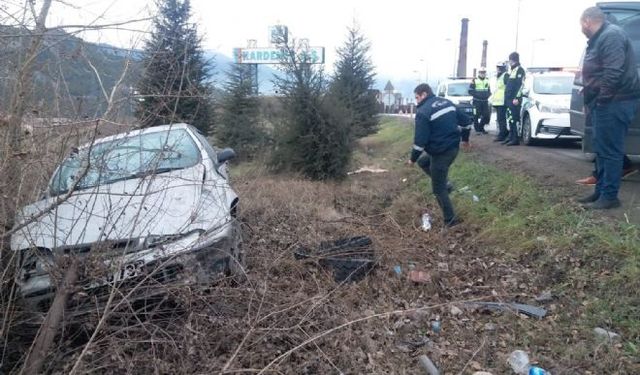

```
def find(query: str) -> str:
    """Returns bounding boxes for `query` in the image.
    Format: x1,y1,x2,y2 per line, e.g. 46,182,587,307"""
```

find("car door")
573,2,640,155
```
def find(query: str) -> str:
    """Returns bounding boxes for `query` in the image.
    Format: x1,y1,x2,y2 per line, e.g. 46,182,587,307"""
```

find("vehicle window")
446,82,471,96
192,129,218,166
606,10,640,65
50,129,201,195
533,76,574,95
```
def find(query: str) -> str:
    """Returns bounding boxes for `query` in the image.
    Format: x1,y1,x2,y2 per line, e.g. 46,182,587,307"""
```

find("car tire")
227,221,247,283
522,115,535,146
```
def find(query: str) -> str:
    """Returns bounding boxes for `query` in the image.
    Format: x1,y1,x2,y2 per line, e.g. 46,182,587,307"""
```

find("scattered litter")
484,323,497,331
294,236,377,283
536,236,547,242
347,167,388,175
508,350,548,374
437,262,449,272
593,327,620,341
397,336,431,352
418,354,440,375
421,213,432,231
472,372,494,375
431,316,441,334
535,291,553,302
402,178,408,183
393,265,402,275
408,270,431,284
457,185,480,202
450,305,463,316
464,301,547,319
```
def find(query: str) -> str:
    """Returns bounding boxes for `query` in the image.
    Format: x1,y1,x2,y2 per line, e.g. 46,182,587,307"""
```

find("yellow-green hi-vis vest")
491,72,507,106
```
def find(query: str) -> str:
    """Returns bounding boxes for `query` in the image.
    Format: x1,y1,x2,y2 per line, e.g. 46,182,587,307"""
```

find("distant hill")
0,26,142,118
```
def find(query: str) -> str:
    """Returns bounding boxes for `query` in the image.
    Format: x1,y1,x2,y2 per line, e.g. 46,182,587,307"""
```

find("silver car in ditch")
11,123,242,312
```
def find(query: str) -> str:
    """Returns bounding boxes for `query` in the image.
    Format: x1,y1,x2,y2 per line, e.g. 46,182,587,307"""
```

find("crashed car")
11,123,242,312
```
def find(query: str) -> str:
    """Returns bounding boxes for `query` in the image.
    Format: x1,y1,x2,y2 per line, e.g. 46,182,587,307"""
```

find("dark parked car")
570,1,640,155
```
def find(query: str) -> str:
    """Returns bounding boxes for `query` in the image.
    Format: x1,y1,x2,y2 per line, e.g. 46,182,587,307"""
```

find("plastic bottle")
507,350,549,375
421,213,432,231
431,315,441,334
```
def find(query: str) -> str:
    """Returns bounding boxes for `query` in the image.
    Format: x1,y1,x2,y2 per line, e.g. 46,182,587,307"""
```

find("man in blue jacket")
577,7,640,209
407,83,472,227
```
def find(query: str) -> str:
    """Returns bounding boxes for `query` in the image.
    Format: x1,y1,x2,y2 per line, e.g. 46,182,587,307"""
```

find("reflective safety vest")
491,72,507,106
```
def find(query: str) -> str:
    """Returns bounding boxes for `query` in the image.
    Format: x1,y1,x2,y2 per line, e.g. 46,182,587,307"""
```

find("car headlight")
19,248,54,281
143,230,204,248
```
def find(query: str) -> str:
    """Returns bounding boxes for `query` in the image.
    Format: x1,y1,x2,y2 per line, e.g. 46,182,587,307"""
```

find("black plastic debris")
294,236,377,283
463,301,547,319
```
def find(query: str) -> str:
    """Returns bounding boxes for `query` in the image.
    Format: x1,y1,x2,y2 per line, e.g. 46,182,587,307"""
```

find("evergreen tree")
330,24,379,138
217,64,264,160
270,32,351,180
136,0,213,134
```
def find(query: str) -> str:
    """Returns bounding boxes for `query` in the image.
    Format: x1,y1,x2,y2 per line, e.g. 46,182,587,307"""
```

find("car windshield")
50,129,200,195
447,82,471,96
533,76,573,95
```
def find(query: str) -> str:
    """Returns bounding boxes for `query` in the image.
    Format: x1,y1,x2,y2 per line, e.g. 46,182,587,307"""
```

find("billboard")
233,47,325,64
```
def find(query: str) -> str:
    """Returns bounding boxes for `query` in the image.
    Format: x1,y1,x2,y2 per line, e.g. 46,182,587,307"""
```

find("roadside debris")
421,212,432,231
472,372,494,375
464,302,547,319
393,265,402,275
431,316,441,334
408,270,431,284
450,305,463,316
507,350,549,374
294,236,377,282
347,166,388,175
534,291,553,302
593,327,621,341
458,185,481,202
418,354,440,375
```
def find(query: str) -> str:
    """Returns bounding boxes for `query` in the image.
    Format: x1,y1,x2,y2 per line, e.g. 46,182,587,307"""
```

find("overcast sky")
18,0,635,84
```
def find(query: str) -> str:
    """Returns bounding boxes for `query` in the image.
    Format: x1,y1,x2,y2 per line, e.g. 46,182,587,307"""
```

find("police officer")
491,62,509,142
407,83,472,228
469,67,492,134
504,52,526,146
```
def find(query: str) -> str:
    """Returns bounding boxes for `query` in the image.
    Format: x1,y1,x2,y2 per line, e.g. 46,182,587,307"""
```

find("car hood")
10,164,233,252
533,94,571,108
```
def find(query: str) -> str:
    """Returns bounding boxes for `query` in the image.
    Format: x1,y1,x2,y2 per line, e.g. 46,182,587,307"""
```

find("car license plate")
106,260,145,283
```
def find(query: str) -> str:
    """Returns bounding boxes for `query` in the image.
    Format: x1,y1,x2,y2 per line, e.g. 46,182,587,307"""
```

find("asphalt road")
470,121,640,224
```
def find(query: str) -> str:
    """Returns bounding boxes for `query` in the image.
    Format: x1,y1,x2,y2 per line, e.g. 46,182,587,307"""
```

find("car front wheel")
522,115,535,146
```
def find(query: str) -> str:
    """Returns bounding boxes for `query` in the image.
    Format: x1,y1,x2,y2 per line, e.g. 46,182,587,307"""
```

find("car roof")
78,123,195,150
529,71,575,78
597,2,640,11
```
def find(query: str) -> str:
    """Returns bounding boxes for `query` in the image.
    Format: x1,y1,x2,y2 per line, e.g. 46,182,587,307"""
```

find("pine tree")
330,24,379,138
270,32,352,180
136,0,213,134
217,64,264,160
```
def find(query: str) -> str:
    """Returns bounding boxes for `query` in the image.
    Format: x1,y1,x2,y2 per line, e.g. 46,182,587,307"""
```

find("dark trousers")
473,101,490,132
506,102,521,143
494,105,508,140
592,99,640,200
417,148,459,222
591,155,633,177
460,126,471,142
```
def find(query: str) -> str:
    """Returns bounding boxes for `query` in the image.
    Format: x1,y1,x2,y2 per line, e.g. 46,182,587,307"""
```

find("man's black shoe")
501,139,511,145
481,130,489,134
583,198,621,210
577,193,599,204
506,141,520,146
445,217,462,228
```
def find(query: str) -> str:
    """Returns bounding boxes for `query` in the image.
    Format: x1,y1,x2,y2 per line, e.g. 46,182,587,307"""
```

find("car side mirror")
217,148,236,164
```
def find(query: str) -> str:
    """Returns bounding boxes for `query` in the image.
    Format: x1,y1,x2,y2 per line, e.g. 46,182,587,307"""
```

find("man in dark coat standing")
577,7,640,209
407,83,472,227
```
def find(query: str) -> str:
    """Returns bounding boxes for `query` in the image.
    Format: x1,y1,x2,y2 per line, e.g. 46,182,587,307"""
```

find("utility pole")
515,0,522,51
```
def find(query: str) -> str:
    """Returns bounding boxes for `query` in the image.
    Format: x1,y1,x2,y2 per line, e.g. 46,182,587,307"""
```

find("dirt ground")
3,119,638,374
